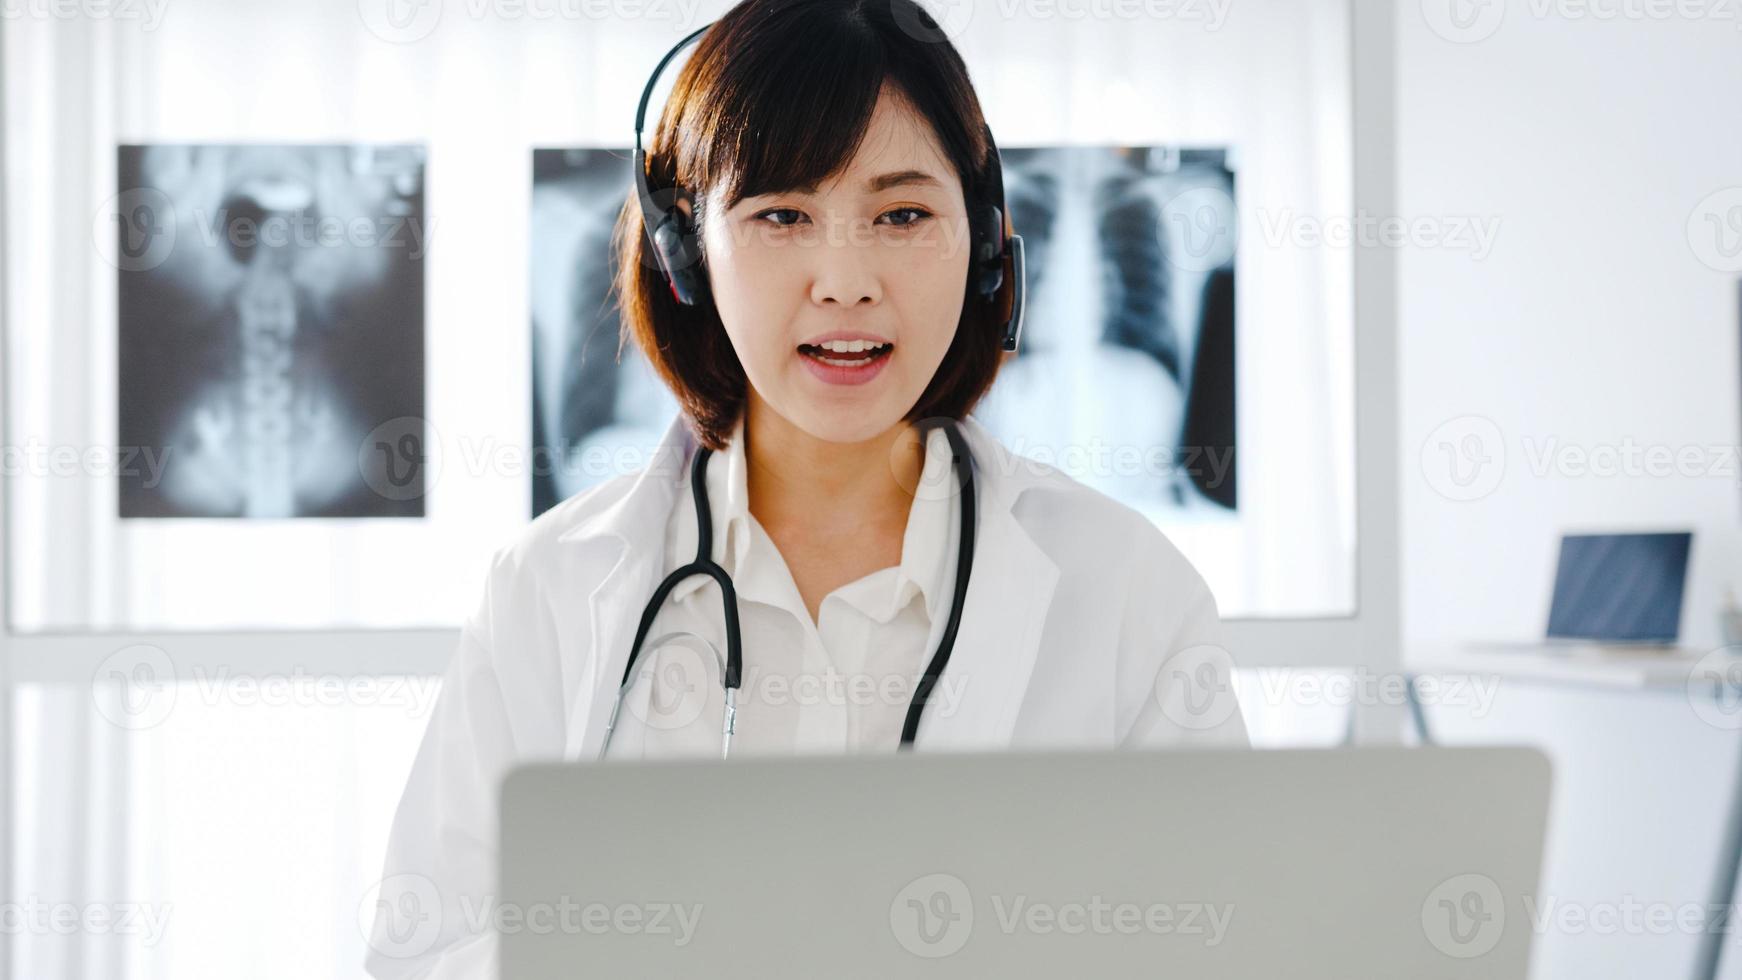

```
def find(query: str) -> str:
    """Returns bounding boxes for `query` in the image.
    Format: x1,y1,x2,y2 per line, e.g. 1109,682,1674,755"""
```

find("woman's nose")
807,233,883,307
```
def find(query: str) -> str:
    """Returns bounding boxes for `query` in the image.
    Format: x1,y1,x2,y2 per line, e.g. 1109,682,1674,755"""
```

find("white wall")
1398,7,1742,980
1400,10,1742,650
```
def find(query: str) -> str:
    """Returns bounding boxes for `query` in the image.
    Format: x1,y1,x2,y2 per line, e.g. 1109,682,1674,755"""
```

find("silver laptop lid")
500,747,1551,979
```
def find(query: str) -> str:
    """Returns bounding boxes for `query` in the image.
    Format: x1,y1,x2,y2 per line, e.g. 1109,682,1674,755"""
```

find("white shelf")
1407,641,1723,692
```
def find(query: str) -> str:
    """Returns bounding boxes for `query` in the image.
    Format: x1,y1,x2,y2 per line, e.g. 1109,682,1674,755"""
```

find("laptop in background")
1543,531,1692,646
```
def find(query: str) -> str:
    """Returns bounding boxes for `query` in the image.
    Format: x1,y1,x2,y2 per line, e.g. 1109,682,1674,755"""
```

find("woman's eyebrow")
778,170,945,195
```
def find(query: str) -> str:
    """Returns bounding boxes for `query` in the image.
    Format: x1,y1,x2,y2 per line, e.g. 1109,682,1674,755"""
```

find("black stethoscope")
598,418,979,759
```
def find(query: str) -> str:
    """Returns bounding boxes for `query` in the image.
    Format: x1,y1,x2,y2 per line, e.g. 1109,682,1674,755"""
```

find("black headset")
631,21,1026,353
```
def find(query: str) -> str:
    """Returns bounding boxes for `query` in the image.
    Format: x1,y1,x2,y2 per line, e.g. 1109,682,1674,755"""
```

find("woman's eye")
756,208,806,227
754,207,932,228
878,207,932,228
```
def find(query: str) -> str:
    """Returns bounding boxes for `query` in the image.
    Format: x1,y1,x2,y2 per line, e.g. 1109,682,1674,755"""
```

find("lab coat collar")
660,412,958,626
561,410,1062,756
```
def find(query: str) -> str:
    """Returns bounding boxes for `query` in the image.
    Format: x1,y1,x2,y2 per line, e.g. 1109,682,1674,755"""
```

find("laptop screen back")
1546,532,1692,643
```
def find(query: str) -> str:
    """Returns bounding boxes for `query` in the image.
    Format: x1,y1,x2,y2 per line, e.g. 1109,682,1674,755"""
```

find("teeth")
816,339,888,353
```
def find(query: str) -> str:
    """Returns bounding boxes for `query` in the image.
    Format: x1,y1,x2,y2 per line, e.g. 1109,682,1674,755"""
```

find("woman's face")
699,84,973,444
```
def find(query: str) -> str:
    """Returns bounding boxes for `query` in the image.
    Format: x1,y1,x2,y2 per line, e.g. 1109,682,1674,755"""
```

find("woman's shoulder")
488,469,660,580
979,433,1212,600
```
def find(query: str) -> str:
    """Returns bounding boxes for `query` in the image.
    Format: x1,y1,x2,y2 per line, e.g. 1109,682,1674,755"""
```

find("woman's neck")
742,395,925,536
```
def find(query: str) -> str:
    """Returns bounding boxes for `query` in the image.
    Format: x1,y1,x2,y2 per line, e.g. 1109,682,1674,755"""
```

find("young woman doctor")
366,1,1247,976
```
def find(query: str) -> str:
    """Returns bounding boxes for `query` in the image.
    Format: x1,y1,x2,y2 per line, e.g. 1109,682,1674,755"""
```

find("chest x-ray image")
973,146,1237,515
529,145,1235,519
117,143,427,519
531,148,682,517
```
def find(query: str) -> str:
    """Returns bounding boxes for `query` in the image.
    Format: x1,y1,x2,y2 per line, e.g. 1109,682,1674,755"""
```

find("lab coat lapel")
560,412,1060,758
562,414,692,761
907,417,1060,751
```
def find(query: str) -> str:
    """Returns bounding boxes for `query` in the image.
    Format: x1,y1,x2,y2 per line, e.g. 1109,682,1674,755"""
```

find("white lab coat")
365,410,1248,980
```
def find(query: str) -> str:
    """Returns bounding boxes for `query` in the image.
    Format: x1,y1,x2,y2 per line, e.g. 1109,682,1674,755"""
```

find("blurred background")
5,0,1742,977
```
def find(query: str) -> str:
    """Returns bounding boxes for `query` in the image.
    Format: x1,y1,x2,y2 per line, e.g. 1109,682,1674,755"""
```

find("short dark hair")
610,0,1010,451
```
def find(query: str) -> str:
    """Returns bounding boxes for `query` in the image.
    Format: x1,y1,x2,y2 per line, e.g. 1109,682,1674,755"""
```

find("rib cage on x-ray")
976,146,1236,512
531,149,685,517
529,145,1236,519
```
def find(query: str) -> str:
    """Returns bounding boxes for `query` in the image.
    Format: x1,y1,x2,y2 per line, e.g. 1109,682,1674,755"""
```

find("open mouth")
797,342,894,368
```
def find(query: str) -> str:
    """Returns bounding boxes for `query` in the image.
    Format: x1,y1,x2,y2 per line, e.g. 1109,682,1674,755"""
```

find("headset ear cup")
971,204,1004,300
652,206,708,306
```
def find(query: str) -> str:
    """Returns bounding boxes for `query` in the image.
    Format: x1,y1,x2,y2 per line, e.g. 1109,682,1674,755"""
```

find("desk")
1406,642,1739,980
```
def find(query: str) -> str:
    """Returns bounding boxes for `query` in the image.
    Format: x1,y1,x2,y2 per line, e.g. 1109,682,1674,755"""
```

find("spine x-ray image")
117,144,427,518
529,145,1235,520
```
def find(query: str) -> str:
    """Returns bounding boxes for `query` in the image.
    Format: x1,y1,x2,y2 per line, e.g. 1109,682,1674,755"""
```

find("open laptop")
1472,530,1694,657
500,747,1552,979
1543,531,1692,645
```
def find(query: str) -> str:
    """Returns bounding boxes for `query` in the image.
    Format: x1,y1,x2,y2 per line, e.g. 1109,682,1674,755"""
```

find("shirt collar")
666,415,959,626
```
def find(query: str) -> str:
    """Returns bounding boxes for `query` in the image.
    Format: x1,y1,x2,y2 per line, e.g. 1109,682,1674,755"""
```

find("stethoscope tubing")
599,417,976,760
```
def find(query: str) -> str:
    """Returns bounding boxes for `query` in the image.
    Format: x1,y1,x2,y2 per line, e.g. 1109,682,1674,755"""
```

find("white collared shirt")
603,414,961,758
